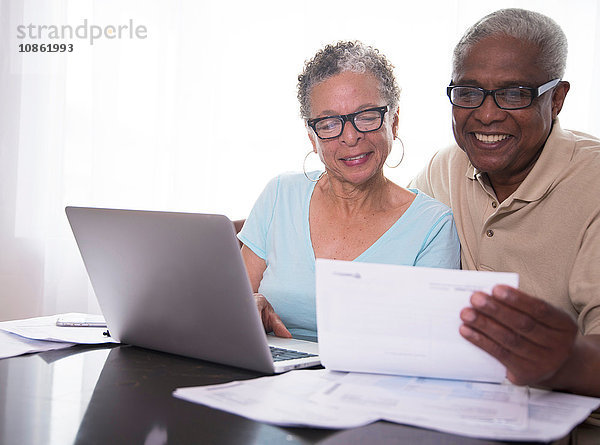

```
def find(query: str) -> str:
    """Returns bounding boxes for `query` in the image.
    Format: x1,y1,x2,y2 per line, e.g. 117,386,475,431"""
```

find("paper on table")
380,387,600,442
316,260,518,383
0,330,75,359
173,369,600,442
0,313,118,345
174,369,378,429
311,372,529,430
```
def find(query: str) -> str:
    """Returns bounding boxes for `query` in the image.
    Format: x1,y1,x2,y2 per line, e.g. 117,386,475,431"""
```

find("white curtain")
2,0,599,320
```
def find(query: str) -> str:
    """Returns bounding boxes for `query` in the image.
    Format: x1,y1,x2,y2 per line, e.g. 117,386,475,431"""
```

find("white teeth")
475,133,509,143
342,153,367,161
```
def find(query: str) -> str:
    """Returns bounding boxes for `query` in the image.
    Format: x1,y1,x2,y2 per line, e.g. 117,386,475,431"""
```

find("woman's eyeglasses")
307,106,389,139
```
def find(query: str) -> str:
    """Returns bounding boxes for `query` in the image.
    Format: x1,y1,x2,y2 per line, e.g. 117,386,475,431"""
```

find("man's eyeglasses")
447,78,561,110
307,106,389,139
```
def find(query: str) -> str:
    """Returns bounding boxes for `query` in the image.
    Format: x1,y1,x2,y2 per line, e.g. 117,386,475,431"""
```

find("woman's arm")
240,244,266,293
240,244,291,338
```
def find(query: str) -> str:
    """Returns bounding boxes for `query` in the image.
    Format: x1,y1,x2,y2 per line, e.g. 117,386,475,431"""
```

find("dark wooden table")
0,344,566,444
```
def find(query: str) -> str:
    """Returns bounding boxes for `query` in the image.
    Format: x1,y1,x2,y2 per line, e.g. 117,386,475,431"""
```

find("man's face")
451,35,568,185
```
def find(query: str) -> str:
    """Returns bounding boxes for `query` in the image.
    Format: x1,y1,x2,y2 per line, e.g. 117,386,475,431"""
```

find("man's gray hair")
452,8,568,80
297,40,401,120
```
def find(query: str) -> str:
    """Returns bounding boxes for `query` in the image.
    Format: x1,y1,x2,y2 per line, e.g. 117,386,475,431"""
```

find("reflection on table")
0,344,564,445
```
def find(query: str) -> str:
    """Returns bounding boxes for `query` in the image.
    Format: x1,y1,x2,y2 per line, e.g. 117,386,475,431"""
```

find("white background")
1,0,599,318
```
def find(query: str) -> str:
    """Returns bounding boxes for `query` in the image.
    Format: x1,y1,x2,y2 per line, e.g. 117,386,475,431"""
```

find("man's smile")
473,133,511,143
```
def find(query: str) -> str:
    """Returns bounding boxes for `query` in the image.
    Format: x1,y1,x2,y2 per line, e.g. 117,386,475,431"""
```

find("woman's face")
307,71,398,186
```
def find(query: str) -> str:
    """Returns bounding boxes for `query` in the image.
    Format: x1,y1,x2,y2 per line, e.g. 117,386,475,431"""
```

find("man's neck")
486,150,544,203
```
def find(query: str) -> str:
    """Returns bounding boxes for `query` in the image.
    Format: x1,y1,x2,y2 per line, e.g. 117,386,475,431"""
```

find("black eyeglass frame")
446,78,561,110
307,105,389,140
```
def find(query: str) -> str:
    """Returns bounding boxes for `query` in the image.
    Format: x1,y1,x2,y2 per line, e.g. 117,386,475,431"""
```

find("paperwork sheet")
316,260,519,383
311,371,529,430
176,370,377,428
0,330,75,359
174,369,600,442
174,263,600,441
0,313,117,359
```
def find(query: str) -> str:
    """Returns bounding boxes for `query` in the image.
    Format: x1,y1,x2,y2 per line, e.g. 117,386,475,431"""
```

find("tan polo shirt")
410,121,600,335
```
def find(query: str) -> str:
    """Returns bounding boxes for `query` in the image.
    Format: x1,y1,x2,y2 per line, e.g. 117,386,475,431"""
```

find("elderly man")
411,7,600,401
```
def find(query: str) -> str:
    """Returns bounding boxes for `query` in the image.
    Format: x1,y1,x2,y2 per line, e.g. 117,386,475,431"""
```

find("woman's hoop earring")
385,137,405,169
303,150,325,182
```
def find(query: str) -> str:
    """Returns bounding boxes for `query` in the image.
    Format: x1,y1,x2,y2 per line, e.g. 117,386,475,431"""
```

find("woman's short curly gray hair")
297,41,401,120
452,8,568,80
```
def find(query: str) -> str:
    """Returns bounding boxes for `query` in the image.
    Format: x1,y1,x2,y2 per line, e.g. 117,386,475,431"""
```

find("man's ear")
552,81,570,119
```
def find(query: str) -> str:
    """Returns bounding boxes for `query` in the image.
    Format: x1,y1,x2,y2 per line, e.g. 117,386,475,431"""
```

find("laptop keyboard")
270,346,318,362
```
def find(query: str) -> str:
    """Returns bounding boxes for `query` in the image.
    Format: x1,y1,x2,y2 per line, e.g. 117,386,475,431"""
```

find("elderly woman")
238,41,460,342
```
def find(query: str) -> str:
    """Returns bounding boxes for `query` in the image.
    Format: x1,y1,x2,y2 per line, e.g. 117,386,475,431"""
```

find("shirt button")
486,229,494,237
492,201,498,208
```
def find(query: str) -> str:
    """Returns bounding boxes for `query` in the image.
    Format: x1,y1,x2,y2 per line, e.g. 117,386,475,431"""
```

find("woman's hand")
254,293,292,338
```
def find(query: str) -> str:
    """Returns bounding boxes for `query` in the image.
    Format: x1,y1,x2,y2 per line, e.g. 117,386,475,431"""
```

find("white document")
174,369,378,428
0,313,118,345
378,386,600,442
173,369,600,442
311,372,529,430
316,260,518,383
0,330,75,359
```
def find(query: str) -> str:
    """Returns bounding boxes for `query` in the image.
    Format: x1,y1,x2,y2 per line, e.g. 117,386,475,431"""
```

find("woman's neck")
318,172,391,217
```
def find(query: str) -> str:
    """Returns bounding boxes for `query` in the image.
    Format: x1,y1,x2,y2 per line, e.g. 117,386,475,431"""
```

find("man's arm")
460,284,600,397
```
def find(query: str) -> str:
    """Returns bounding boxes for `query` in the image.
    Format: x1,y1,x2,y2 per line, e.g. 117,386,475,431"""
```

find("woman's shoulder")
388,182,451,215
255,171,318,209
407,188,453,218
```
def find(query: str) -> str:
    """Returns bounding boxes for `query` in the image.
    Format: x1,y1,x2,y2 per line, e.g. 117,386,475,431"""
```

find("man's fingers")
467,290,574,347
459,323,540,385
460,288,579,386
459,310,535,362
491,285,575,331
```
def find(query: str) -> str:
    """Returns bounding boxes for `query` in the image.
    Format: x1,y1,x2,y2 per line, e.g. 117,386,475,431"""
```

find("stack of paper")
173,369,600,442
0,330,75,359
174,261,600,442
315,260,518,383
0,313,117,359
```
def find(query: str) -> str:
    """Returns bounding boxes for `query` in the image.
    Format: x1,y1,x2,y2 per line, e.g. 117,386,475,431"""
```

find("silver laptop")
65,206,320,373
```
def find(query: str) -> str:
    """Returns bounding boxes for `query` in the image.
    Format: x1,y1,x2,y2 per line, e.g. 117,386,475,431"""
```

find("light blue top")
238,172,460,341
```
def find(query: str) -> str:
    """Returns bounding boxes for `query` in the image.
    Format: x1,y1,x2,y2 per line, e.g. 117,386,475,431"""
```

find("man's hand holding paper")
315,259,519,383
459,284,600,396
